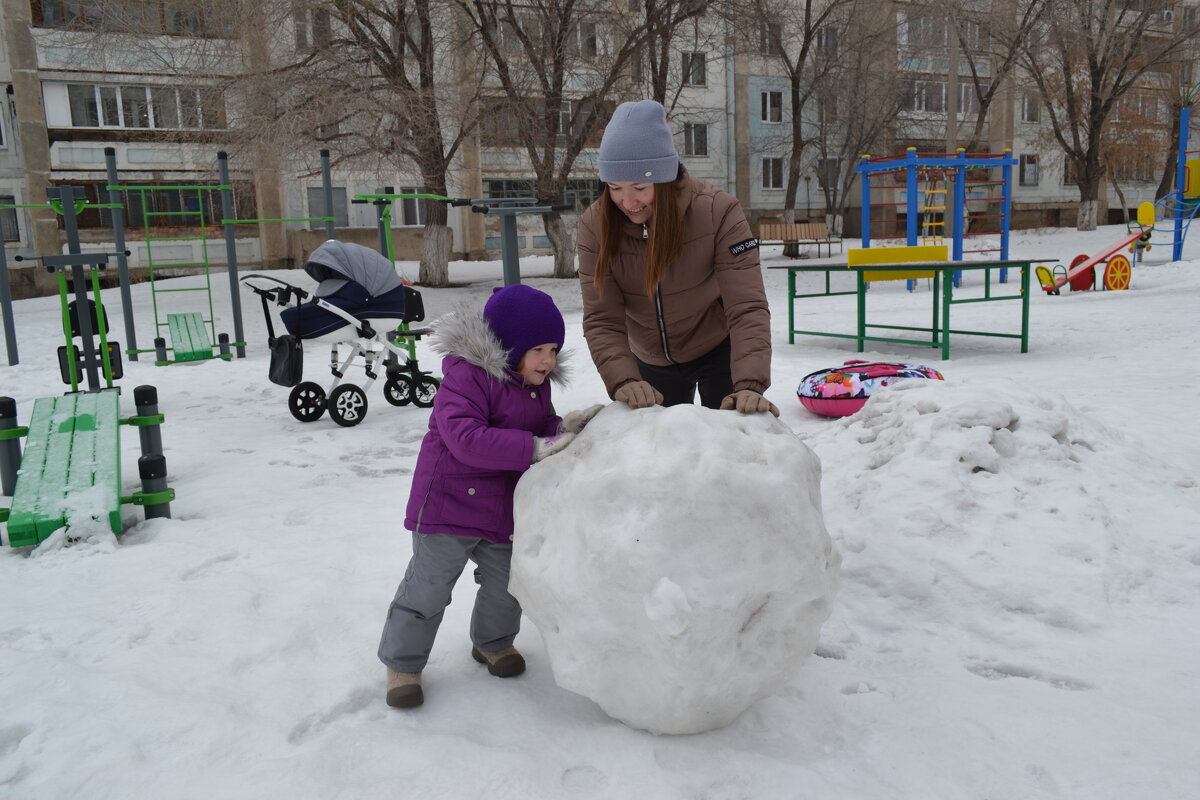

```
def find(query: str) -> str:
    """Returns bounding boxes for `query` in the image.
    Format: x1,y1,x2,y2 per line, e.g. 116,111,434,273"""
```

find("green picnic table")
769,250,1045,359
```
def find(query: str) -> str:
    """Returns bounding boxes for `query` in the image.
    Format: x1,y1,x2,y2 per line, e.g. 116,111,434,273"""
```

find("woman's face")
607,182,656,225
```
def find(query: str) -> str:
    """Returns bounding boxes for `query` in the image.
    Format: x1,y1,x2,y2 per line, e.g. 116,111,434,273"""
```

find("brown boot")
471,646,526,677
386,669,423,708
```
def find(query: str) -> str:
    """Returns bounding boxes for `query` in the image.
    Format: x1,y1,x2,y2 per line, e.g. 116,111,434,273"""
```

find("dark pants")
636,337,734,409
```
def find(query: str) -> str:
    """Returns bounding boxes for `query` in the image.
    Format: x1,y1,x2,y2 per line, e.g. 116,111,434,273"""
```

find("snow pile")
510,403,841,735
804,378,1143,655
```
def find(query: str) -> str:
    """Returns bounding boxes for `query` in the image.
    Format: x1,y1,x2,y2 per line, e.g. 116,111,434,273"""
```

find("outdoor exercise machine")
0,384,173,548
470,197,572,286
6,186,129,391
103,149,340,365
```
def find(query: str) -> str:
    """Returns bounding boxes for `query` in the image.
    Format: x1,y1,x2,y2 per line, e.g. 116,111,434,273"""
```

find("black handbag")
268,335,304,387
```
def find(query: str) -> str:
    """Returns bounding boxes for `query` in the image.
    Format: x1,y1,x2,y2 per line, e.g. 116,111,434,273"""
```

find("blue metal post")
1001,148,1013,263
860,155,871,247
953,149,966,261
1175,106,1189,262
906,148,918,246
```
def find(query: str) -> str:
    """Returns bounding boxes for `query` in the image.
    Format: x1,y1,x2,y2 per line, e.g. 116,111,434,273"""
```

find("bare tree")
810,15,904,236
456,0,685,278
948,0,1050,151
739,0,858,241
1021,1,1200,230
638,0,717,107
229,0,484,286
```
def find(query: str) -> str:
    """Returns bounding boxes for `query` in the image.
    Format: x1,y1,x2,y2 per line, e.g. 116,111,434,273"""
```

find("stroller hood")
304,240,404,298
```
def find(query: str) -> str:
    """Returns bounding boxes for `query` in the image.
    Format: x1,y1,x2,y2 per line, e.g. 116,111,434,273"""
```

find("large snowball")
510,404,840,735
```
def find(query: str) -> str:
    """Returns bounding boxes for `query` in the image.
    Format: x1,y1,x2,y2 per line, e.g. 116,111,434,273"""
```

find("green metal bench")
164,312,215,363
4,392,122,547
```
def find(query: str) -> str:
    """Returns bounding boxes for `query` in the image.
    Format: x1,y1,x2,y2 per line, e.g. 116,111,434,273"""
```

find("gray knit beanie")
597,100,679,183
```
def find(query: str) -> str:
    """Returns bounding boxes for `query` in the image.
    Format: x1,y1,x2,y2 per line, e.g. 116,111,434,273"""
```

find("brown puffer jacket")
576,169,771,397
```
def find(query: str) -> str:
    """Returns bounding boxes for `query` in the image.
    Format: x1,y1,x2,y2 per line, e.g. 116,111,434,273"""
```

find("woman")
576,99,777,416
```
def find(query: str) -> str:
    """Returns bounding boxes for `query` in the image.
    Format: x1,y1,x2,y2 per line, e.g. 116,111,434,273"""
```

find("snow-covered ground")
1,223,1197,799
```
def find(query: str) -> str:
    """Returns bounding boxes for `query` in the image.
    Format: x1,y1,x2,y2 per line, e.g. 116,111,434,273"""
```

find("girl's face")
517,343,559,386
607,182,656,225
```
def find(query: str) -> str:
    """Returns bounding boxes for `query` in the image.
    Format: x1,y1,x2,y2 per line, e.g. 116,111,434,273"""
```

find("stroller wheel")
384,375,415,407
329,384,369,427
412,375,440,408
288,381,327,422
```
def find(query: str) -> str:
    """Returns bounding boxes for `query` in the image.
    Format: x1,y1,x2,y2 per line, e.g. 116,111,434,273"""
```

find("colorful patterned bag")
797,360,944,417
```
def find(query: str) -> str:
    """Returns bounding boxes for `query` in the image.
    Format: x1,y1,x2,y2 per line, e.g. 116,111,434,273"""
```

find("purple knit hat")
483,285,565,370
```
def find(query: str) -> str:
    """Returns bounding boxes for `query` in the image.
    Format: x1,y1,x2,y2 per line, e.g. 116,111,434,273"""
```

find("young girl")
377,284,602,709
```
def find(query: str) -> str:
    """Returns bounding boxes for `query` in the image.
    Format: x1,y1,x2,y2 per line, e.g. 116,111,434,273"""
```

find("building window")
958,19,983,51
37,0,233,38
562,178,601,212
65,83,225,130
1019,154,1039,186
817,96,837,126
1115,93,1157,123
485,178,537,200
959,83,980,116
817,26,839,59
760,22,783,56
1020,92,1040,123
899,12,947,48
306,186,348,227
397,187,427,227
762,157,784,189
816,157,841,189
1115,153,1155,183
683,123,708,157
899,79,945,113
480,99,521,145
761,91,783,123
0,195,19,242
1063,158,1077,186
682,52,706,86
568,21,599,57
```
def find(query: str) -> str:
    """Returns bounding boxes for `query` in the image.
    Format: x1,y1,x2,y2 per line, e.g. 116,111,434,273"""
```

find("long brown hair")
594,179,684,297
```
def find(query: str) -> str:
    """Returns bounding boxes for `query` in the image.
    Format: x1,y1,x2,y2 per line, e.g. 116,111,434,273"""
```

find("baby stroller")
241,240,440,427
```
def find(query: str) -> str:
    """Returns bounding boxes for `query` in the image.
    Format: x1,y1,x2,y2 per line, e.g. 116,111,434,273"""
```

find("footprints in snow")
964,658,1093,691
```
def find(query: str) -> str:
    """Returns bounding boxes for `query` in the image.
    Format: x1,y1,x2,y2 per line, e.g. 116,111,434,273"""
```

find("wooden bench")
165,312,215,363
4,392,122,547
758,221,843,258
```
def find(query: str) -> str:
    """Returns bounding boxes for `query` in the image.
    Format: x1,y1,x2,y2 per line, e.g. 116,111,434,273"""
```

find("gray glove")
614,380,664,409
559,404,605,434
720,389,780,418
532,431,577,463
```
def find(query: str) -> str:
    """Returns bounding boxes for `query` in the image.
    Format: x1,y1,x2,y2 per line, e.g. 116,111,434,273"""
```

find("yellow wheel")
1104,254,1131,291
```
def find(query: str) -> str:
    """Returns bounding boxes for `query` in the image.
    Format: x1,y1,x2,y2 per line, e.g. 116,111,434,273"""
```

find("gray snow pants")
377,531,522,673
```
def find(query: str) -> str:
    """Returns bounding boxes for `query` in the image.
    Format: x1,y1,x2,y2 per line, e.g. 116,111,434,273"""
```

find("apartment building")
1,0,1194,297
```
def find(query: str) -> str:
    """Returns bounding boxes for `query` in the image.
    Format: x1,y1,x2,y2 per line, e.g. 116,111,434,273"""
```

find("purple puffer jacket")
404,304,568,543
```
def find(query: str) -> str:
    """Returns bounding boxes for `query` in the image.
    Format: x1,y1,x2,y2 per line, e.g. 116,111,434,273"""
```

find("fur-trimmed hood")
430,302,571,385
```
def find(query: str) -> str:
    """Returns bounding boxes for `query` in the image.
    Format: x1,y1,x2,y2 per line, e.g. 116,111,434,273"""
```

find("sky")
1,222,1198,799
